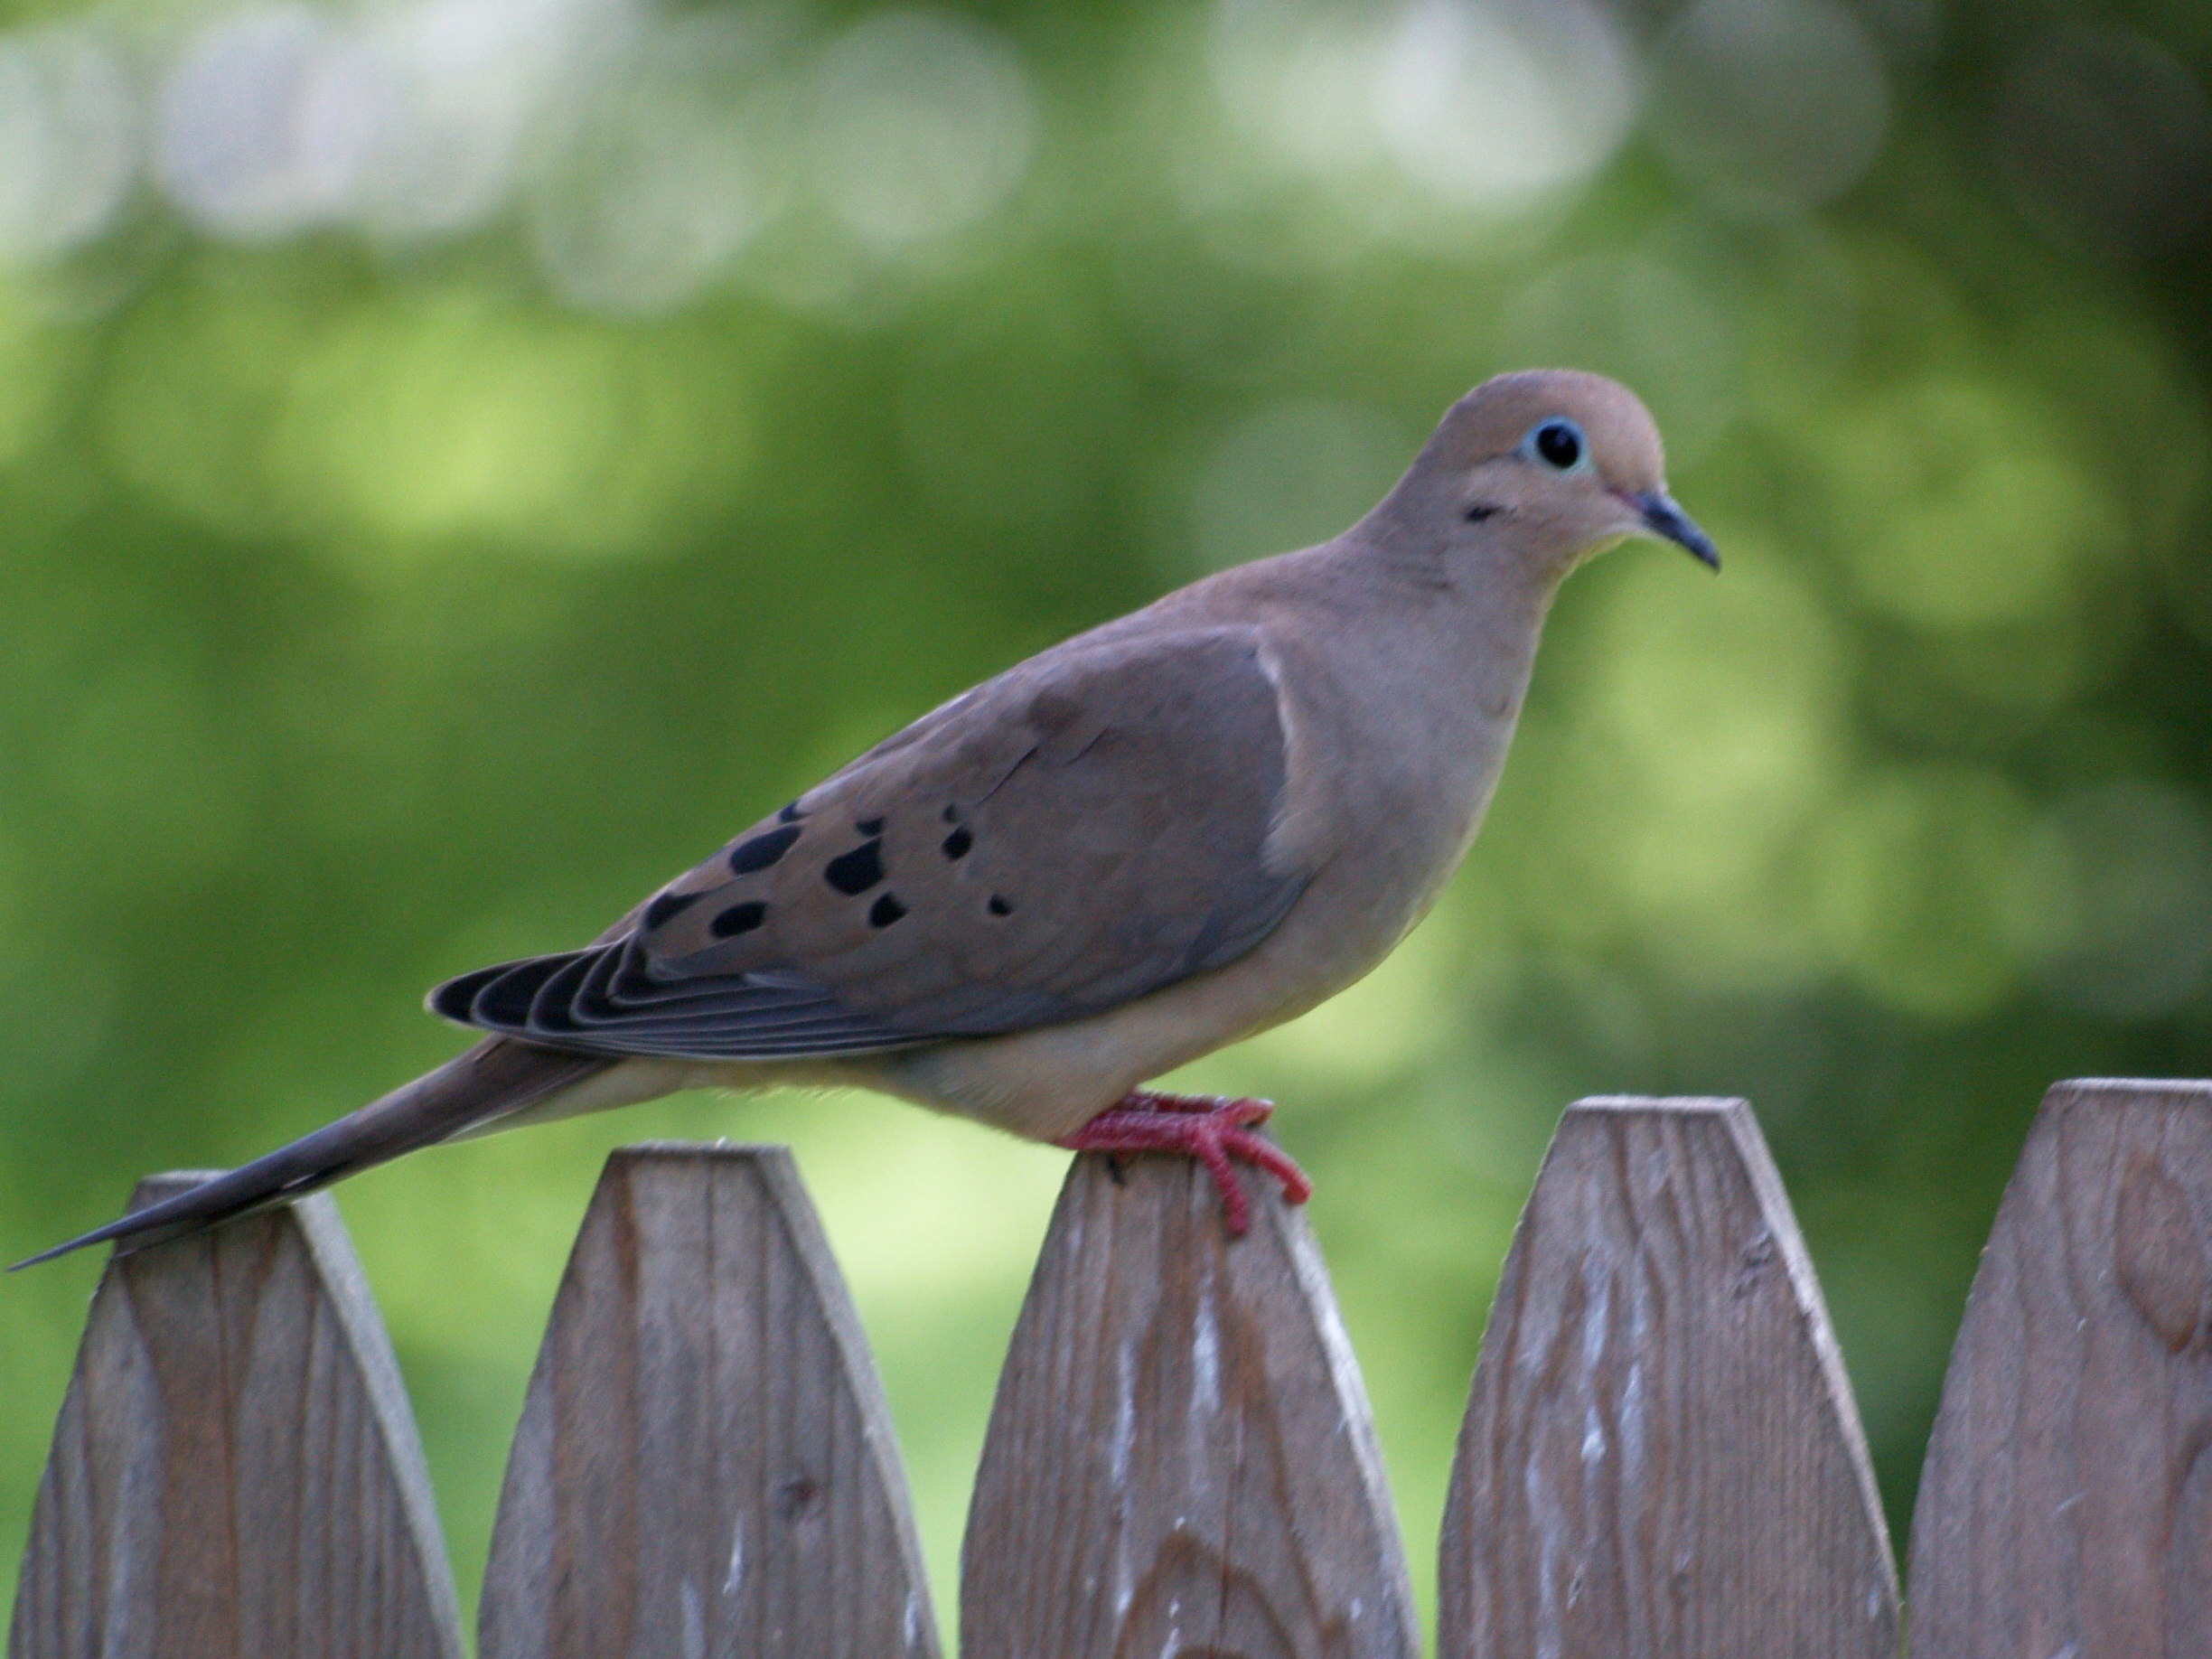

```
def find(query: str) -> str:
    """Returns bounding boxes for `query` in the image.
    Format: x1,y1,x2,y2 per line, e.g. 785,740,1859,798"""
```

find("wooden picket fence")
11,1077,2212,1656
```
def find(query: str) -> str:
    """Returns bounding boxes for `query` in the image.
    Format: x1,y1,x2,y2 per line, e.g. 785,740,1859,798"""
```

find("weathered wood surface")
962,1151,1417,1659
9,1174,463,1659
477,1142,937,1659
1909,1077,2212,1655
1439,1097,1898,1658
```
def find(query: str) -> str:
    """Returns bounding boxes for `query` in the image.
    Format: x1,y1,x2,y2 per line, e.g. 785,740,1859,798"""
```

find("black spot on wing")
431,627,1312,1061
711,901,768,938
643,889,701,930
824,839,885,895
729,824,801,874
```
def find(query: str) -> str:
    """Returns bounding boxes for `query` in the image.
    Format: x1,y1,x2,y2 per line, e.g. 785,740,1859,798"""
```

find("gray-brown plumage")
439,626,1304,1053
21,370,1714,1268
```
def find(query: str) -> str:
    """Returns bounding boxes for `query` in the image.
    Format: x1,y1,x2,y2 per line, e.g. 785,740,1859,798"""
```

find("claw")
1055,1091,1314,1236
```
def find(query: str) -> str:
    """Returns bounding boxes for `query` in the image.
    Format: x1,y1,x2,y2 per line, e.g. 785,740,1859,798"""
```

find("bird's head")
1402,369,1718,576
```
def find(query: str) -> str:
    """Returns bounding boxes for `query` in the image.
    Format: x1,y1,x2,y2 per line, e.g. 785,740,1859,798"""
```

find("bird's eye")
1525,417,1586,472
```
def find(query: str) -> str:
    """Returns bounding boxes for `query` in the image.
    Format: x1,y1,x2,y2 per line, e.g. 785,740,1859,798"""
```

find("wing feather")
430,626,1307,1060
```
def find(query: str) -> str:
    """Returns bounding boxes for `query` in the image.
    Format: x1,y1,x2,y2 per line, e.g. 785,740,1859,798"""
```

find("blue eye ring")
1521,417,1589,473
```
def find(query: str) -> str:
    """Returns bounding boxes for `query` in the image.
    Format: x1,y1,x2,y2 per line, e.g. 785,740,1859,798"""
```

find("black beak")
1635,490,1720,570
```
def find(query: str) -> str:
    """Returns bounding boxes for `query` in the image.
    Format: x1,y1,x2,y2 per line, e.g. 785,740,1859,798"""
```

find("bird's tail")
12,1039,612,1270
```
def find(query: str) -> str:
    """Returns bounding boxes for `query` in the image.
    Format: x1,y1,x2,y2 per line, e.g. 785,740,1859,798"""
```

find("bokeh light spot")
0,24,138,265
1997,24,2212,258
529,13,788,314
156,5,373,239
809,10,1036,254
1206,0,1636,233
348,0,618,242
1648,0,1889,216
1373,0,1636,211
1820,376,2117,631
272,293,739,558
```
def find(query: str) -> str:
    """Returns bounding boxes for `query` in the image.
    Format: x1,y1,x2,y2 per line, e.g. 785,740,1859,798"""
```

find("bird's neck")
1248,522,1561,933
1341,501,1570,710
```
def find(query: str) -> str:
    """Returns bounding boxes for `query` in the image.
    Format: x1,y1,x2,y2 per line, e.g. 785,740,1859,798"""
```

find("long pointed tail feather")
13,1039,611,1270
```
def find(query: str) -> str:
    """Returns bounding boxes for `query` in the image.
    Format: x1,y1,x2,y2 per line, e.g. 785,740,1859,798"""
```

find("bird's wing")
430,625,1309,1058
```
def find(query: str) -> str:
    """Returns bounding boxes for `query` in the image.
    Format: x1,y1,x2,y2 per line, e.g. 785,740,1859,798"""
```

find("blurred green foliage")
3,0,2210,1641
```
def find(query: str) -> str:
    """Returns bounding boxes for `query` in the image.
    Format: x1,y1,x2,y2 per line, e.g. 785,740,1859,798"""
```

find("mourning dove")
22,370,1714,1267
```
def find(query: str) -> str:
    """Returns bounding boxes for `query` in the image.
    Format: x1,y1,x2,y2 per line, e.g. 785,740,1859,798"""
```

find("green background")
4,0,2210,1640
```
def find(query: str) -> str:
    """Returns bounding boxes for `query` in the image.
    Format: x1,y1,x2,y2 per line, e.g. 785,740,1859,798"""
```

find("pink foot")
1054,1091,1314,1237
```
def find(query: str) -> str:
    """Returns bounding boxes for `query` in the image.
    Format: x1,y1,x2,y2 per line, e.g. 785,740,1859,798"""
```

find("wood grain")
1439,1097,1898,1659
961,1151,1418,1659
9,1175,464,1659
1908,1077,2212,1656
476,1142,938,1659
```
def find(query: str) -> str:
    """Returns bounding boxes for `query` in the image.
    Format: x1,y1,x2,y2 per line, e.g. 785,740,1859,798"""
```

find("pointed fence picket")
1439,1098,1898,1657
477,1145,937,1659
962,1153,1417,1659
12,1080,2212,1657
1907,1079,2212,1655
11,1175,464,1659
